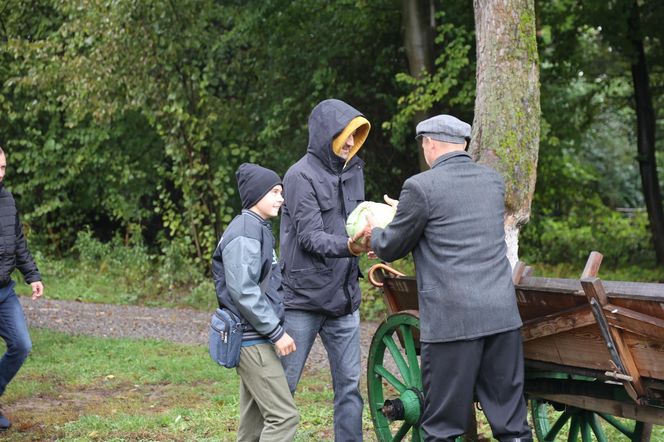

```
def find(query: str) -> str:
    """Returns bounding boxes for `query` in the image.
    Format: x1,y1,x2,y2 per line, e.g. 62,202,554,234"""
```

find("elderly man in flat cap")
363,115,532,441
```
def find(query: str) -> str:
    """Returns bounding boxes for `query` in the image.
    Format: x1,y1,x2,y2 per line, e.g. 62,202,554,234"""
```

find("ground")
20,297,382,371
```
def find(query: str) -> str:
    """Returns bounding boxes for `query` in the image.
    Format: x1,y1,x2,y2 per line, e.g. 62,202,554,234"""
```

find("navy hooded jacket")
279,99,367,316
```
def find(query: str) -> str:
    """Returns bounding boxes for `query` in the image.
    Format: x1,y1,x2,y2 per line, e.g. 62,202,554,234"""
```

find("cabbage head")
346,201,395,242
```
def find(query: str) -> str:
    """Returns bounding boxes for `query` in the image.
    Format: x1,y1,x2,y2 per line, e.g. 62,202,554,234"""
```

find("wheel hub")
380,388,423,425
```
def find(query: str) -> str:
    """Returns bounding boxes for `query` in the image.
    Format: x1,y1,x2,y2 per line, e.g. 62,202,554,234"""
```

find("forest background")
1,0,663,318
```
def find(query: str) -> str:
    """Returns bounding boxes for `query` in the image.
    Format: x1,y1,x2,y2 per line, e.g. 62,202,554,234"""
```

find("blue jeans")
281,309,363,442
0,282,32,396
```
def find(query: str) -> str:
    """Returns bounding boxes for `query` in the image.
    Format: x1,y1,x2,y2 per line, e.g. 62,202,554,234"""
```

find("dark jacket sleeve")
371,178,429,262
14,212,41,284
285,171,352,258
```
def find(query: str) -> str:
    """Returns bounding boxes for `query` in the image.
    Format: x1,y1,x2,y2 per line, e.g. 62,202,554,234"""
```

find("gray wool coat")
370,151,522,342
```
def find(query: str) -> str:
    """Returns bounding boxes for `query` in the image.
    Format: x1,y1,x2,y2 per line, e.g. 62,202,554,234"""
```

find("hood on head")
307,99,370,169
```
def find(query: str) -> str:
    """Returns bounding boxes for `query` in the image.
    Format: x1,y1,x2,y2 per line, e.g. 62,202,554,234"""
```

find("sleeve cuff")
267,324,285,343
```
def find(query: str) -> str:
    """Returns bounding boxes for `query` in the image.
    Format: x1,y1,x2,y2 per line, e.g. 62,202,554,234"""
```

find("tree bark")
629,0,664,265
471,0,540,267
403,0,435,171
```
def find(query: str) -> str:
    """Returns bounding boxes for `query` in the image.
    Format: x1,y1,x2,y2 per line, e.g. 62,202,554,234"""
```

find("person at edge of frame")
0,144,45,432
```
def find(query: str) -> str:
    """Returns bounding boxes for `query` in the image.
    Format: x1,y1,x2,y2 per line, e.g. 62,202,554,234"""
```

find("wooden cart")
366,252,664,442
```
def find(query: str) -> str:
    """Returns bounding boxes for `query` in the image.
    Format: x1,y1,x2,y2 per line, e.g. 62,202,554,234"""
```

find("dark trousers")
421,329,532,442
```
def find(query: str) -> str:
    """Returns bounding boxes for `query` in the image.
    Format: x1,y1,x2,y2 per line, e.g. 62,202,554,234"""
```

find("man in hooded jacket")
279,98,370,441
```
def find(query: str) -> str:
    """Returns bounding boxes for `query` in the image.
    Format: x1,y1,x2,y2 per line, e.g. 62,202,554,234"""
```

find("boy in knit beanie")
211,163,299,441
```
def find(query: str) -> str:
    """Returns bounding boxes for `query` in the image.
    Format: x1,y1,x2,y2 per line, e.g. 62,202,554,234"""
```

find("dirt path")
20,297,382,373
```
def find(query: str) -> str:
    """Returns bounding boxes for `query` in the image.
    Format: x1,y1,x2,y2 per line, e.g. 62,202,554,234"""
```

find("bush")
73,228,154,291
183,279,218,311
158,237,204,291
520,209,653,268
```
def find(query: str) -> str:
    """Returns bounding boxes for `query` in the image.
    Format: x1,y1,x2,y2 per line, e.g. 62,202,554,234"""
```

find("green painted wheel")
367,312,424,442
531,398,652,442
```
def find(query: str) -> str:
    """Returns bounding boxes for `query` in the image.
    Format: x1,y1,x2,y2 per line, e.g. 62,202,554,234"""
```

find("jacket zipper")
339,173,353,314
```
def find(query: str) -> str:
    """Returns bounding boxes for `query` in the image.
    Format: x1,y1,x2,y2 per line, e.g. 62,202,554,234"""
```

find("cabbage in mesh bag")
346,201,395,243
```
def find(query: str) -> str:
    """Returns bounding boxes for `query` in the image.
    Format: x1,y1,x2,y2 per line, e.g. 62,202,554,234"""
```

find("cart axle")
380,388,423,425
381,399,405,421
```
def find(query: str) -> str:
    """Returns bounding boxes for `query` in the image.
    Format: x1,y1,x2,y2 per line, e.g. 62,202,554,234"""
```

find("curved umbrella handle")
368,263,405,287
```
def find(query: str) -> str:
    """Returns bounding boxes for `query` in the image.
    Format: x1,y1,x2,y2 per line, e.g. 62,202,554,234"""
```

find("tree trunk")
470,0,540,267
629,0,664,265
403,0,435,172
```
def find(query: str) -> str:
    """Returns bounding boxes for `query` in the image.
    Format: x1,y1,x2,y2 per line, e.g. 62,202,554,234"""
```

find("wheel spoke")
588,412,609,442
374,363,407,393
568,415,580,442
383,334,412,385
580,413,592,442
368,313,421,442
400,324,420,387
411,426,422,442
530,397,652,442
545,409,572,440
393,421,412,441
598,413,633,436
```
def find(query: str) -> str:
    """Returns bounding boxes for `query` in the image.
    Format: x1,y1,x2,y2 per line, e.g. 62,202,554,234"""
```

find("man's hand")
348,235,370,256
275,332,296,357
30,281,44,300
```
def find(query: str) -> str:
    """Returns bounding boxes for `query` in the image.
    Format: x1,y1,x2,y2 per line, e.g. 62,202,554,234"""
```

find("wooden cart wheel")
368,312,425,442
530,398,653,442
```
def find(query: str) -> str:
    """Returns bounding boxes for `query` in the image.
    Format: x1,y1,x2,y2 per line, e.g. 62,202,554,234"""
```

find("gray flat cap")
415,114,471,144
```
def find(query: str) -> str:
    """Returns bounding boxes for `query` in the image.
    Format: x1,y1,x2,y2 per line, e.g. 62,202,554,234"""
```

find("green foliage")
531,261,663,283
521,205,653,268
0,0,411,265
31,230,209,308
74,228,153,291
0,0,662,273
385,10,475,148
531,0,664,269
157,237,206,292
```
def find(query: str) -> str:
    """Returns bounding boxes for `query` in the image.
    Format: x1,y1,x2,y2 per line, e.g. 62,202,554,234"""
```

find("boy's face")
251,184,284,220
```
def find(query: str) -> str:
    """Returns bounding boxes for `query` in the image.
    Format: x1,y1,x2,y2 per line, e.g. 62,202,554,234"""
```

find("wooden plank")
524,328,664,382
582,277,648,401
581,251,603,279
521,305,595,342
516,277,582,294
517,290,590,322
624,333,664,380
512,261,527,285
523,327,614,371
383,278,418,314
527,393,664,424
604,304,664,342
611,298,664,322
603,280,664,301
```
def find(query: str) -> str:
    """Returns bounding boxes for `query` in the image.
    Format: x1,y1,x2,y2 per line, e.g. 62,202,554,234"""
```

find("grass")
2,328,381,441
10,256,218,313
3,329,663,441
6,247,664,440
